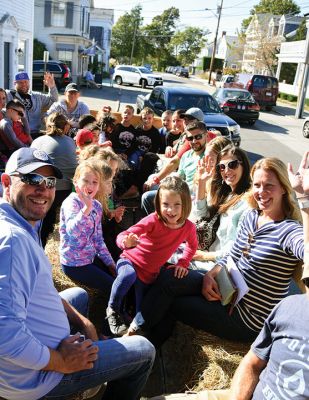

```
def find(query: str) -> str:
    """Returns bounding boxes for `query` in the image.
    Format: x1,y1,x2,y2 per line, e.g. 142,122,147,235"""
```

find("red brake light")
63,71,70,78
222,101,236,109
248,104,260,111
247,80,253,91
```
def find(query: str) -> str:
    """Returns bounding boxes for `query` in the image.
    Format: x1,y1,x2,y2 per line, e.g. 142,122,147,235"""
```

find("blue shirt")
0,200,69,400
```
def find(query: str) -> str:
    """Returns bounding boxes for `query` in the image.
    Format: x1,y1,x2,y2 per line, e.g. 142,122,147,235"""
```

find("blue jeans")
109,258,149,313
141,189,157,215
44,288,155,399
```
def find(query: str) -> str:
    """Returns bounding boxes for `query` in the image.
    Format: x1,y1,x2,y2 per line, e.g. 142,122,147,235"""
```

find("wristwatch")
298,199,309,209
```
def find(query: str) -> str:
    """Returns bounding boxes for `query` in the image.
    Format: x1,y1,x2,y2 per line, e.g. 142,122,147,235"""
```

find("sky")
94,0,308,39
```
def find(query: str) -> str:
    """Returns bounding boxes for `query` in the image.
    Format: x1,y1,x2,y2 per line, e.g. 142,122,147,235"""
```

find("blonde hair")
94,159,113,216
73,158,103,186
79,145,124,171
155,176,191,225
45,112,68,136
247,157,301,222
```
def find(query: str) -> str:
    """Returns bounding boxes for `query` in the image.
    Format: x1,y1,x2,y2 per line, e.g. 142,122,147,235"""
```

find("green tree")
33,38,48,60
293,18,307,40
142,7,180,70
171,27,206,65
111,5,144,63
241,0,300,32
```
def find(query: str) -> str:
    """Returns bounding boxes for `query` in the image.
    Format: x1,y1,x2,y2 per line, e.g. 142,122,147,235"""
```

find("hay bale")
189,331,250,392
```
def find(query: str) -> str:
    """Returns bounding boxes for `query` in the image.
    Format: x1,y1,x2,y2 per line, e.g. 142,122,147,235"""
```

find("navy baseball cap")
5,148,63,178
15,72,30,81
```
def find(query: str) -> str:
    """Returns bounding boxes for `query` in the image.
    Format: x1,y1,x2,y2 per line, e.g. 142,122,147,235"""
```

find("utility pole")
295,13,309,119
207,0,223,85
130,21,138,65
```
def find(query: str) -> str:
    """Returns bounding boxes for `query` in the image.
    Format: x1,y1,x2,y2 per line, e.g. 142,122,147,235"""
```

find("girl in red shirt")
106,175,198,336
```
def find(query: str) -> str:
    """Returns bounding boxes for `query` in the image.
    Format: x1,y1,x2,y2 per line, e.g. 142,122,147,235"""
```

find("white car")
303,117,309,138
216,74,235,88
113,65,163,88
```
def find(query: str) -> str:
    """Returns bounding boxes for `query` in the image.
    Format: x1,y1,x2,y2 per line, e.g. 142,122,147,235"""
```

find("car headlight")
230,124,240,136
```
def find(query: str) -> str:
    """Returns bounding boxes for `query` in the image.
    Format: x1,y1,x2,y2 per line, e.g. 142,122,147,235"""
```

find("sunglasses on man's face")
217,159,242,172
11,108,24,118
186,133,204,142
12,173,57,189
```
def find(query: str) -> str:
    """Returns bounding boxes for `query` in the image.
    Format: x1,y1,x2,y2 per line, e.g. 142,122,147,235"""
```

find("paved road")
64,74,309,168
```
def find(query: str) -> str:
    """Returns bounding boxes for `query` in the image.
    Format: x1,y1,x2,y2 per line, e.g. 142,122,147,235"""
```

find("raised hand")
43,72,56,88
76,186,93,214
197,154,215,182
287,151,309,196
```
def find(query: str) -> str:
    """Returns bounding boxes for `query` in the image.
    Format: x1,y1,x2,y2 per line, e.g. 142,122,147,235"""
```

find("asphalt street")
60,73,309,169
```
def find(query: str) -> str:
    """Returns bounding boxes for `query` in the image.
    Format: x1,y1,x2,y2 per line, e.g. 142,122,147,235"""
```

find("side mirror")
222,106,229,113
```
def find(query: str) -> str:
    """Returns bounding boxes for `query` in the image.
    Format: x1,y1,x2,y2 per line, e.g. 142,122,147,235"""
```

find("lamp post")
206,0,223,85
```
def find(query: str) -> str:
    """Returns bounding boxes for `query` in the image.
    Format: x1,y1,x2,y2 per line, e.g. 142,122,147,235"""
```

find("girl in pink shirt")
106,175,198,336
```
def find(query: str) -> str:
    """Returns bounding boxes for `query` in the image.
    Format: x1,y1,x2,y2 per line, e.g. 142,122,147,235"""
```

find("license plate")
266,92,272,96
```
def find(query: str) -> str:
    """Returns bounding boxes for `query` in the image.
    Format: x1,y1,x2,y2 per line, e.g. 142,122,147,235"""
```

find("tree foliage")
142,7,180,69
241,0,300,32
111,6,144,62
171,27,206,65
33,38,48,60
293,18,307,41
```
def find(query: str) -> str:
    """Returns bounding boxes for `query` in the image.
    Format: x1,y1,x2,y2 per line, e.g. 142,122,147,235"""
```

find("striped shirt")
218,209,303,332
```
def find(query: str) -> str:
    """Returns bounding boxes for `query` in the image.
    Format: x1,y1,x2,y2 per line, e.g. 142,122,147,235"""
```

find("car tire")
248,120,256,126
303,121,309,138
265,106,272,111
136,107,141,114
115,76,122,85
141,79,147,88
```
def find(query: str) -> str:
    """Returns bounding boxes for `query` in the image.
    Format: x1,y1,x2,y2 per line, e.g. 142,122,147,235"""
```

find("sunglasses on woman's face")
11,173,57,189
186,133,204,142
217,159,242,172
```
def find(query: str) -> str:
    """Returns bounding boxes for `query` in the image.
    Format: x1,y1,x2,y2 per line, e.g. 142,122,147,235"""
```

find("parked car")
113,65,163,88
230,73,278,110
32,60,72,90
216,74,235,88
175,67,189,78
303,117,309,138
213,88,260,125
136,86,241,146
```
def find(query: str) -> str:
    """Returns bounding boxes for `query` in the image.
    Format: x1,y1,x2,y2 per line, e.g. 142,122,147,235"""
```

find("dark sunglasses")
217,159,242,172
12,173,57,188
10,108,24,118
186,133,204,142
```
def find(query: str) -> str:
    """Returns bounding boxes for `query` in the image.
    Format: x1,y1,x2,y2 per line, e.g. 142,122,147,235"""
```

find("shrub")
280,92,288,100
287,94,297,102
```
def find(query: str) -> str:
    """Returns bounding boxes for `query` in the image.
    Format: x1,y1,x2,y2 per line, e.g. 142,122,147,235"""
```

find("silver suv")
113,65,163,88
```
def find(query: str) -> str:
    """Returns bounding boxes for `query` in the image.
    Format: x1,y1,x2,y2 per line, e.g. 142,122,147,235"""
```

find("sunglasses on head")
217,159,242,172
11,173,57,188
10,108,24,118
186,133,204,142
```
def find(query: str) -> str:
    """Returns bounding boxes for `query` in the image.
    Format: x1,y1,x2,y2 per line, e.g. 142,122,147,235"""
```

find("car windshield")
138,67,151,73
223,90,253,101
168,94,221,113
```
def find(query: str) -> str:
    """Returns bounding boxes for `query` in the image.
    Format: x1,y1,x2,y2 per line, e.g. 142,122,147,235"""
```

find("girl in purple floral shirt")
60,158,115,293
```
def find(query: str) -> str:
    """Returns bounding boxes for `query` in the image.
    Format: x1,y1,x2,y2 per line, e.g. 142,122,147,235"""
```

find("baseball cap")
65,83,79,92
180,107,204,122
75,129,94,147
5,148,63,178
15,72,30,81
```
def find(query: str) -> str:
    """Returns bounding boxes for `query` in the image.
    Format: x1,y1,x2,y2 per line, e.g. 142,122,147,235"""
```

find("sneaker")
106,307,128,336
82,384,105,399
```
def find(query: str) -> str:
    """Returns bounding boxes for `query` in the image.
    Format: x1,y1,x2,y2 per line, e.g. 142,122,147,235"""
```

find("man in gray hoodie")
6,71,58,139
